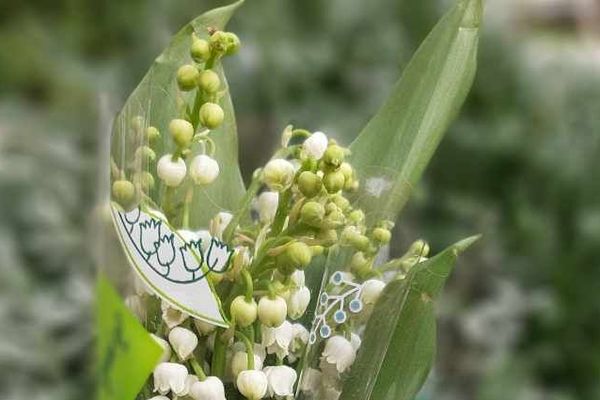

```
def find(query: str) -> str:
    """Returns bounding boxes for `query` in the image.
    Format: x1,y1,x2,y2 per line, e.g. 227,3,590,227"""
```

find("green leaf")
341,235,480,400
111,0,246,226
96,274,163,400
348,0,482,223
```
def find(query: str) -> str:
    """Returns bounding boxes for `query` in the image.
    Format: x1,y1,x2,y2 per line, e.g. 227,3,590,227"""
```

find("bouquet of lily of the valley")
97,1,482,400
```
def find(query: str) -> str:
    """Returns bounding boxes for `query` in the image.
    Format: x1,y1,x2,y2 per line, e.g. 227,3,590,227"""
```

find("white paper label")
111,205,230,327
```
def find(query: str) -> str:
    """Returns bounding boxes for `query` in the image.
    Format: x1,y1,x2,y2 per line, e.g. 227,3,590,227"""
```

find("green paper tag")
97,274,162,400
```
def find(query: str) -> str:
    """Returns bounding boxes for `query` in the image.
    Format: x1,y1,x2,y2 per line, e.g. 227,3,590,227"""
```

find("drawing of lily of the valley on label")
111,204,232,327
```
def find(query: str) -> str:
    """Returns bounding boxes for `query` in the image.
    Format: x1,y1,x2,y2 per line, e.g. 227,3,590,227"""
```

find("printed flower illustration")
154,234,176,269
206,238,233,274
139,219,162,259
179,240,204,275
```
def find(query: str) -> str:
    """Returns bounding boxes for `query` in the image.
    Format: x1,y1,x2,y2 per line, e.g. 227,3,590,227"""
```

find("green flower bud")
177,64,200,91
230,296,258,328
318,229,338,246
323,171,345,193
130,115,144,133
348,209,365,224
263,159,295,192
407,239,430,258
297,171,322,198
372,227,392,245
330,194,350,212
324,209,345,229
258,295,287,328
169,119,194,148
146,126,160,143
210,31,241,56
198,69,221,93
199,102,225,129
300,201,325,227
134,146,156,163
277,241,312,275
223,32,241,55
342,227,370,252
191,37,211,63
339,162,353,181
322,144,345,169
112,180,136,207
350,252,371,276
133,171,155,192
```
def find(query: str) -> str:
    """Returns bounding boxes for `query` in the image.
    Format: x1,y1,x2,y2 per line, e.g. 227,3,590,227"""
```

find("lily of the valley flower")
262,320,293,359
258,295,288,327
161,302,189,329
151,334,172,363
321,335,357,374
210,211,233,239
256,191,279,223
153,362,189,396
169,327,198,360
360,279,386,305
206,239,233,273
290,323,309,354
190,154,220,185
263,158,295,192
147,396,170,400
236,370,268,400
157,154,187,187
231,349,264,378
189,376,226,400
286,286,311,320
303,131,328,159
264,365,297,397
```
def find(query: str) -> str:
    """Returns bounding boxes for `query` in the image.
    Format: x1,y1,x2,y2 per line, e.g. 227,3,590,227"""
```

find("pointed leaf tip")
460,0,483,28
453,234,481,254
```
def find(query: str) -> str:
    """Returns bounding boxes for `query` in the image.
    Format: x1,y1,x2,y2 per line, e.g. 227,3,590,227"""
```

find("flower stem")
182,186,194,229
190,357,207,381
234,330,255,370
211,329,227,377
242,270,254,302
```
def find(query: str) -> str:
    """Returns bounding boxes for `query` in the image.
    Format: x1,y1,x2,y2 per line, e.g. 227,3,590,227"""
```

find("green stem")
190,357,207,381
234,330,255,370
242,270,254,302
182,186,194,229
270,189,292,236
211,329,227,376
223,169,263,243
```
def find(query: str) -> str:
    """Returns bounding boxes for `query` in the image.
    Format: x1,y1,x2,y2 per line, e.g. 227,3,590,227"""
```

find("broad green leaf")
348,0,482,223
96,274,162,400
341,236,480,400
111,0,246,227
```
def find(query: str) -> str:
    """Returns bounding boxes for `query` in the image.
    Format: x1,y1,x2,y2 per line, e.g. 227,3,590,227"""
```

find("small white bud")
157,154,187,187
256,191,279,223
153,362,188,395
263,158,295,191
189,376,226,400
286,286,311,320
360,279,386,305
303,131,328,159
151,334,172,364
168,327,198,360
290,270,306,288
321,335,357,374
264,365,297,397
236,370,268,400
209,211,233,238
190,154,220,185
258,295,288,328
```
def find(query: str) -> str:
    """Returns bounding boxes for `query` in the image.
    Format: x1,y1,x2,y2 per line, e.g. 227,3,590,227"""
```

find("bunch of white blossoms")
115,28,429,400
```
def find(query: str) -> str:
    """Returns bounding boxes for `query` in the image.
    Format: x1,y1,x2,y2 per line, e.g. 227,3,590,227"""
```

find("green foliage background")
0,0,599,399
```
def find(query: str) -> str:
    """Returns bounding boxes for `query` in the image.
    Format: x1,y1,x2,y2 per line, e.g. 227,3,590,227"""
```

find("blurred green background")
1,0,599,399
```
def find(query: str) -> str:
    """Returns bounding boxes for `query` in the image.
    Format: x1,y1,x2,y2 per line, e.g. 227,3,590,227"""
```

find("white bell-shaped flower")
151,334,172,363
290,270,305,288
210,211,233,238
153,362,188,395
230,349,264,378
321,335,357,374
290,323,309,354
262,320,293,359
161,302,189,329
157,154,187,187
360,279,386,305
148,396,170,400
236,370,268,400
168,327,198,360
190,154,220,185
256,191,279,223
303,131,328,159
286,286,311,320
258,295,288,328
189,376,226,400
263,158,295,191
264,365,297,397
